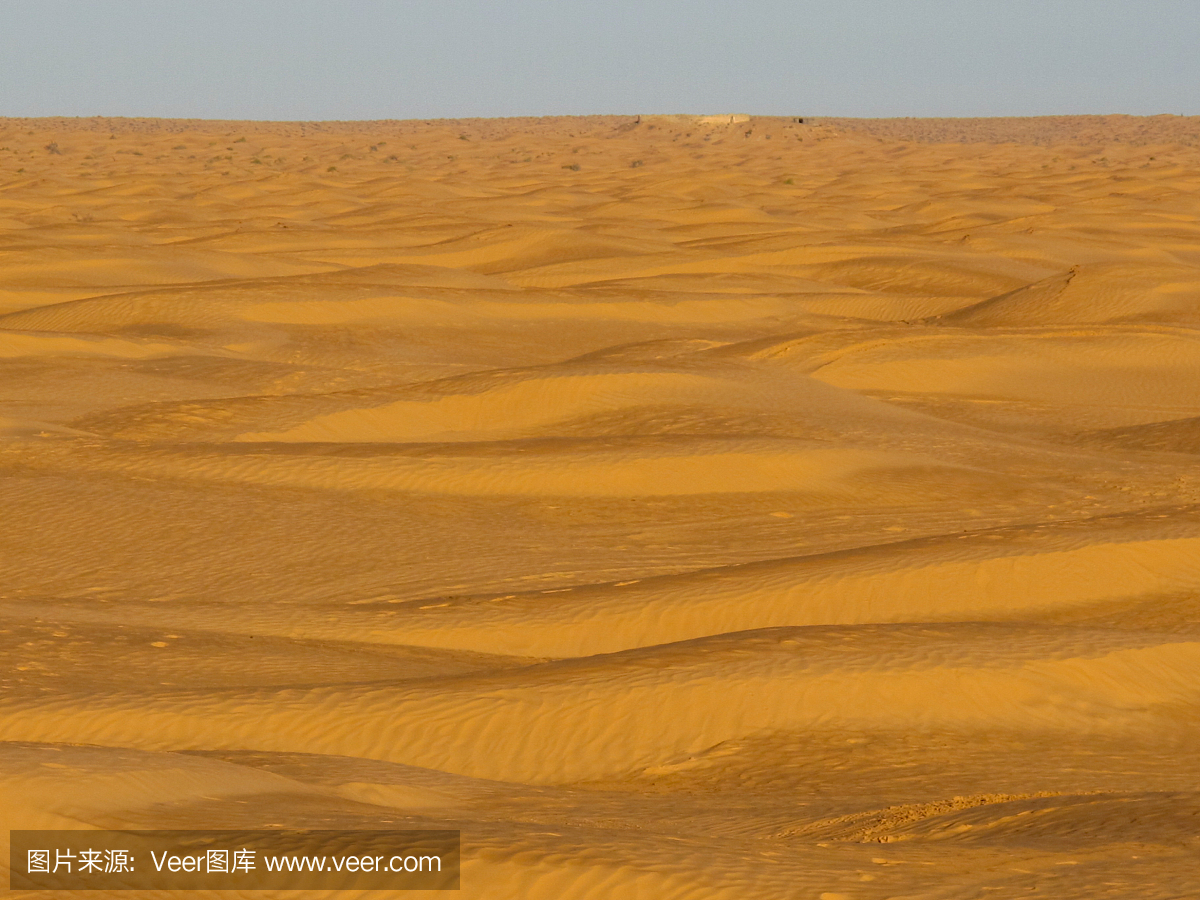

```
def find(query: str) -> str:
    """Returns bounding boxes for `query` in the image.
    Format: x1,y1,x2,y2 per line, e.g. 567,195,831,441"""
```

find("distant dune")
2,114,1199,899
817,113,1200,146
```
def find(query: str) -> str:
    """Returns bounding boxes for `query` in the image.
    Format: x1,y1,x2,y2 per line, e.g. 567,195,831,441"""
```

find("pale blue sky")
3,0,1197,120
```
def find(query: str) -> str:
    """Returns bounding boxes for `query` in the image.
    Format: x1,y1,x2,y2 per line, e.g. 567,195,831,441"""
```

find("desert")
2,112,1200,898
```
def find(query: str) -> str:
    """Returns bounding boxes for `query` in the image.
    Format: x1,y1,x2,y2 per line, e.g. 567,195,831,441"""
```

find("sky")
2,0,1198,120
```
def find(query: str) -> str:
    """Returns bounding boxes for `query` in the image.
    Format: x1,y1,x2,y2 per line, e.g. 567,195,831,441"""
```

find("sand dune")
942,263,1200,327
3,625,1199,785
335,515,1200,656
3,114,1200,898
1082,414,1200,454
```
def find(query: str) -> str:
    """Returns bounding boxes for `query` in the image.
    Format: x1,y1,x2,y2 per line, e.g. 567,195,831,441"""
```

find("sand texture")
2,114,1200,898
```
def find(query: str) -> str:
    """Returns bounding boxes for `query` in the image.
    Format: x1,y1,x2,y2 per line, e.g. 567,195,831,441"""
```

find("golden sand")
2,114,1200,897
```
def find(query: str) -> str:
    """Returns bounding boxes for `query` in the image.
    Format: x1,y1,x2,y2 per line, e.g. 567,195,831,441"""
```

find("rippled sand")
3,114,1200,898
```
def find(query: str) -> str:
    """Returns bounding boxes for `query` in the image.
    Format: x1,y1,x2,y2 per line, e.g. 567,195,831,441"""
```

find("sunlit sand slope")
3,114,1200,899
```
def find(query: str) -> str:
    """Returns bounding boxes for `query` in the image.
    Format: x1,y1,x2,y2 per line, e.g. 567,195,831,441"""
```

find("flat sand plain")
2,114,1200,898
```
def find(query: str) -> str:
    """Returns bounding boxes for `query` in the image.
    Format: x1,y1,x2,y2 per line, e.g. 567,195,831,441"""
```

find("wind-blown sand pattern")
2,114,1200,898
